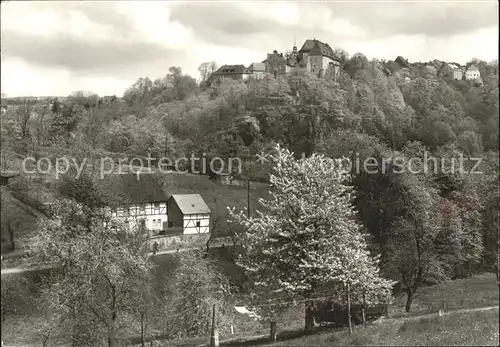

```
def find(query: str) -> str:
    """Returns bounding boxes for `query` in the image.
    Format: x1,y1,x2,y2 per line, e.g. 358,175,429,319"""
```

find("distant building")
395,56,409,68
248,62,266,80
465,64,480,80
297,39,340,81
285,39,299,74
263,50,287,77
207,64,253,86
447,63,465,80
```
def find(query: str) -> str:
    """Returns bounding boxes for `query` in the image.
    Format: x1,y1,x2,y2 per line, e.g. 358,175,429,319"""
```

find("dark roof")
213,65,250,75
168,194,211,214
98,173,168,207
299,39,335,59
263,52,286,63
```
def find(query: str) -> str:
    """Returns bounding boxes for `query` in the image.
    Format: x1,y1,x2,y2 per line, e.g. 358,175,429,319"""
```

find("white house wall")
111,202,168,233
465,70,480,80
322,56,335,71
182,214,211,234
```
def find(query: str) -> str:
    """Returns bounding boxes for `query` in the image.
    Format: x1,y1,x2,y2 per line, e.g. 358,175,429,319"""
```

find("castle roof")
263,51,286,63
213,64,251,75
299,39,336,59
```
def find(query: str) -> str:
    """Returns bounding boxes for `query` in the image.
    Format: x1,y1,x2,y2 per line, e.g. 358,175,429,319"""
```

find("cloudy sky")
1,0,498,97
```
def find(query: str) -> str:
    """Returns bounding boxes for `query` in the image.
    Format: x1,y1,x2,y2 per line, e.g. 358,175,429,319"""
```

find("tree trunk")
141,312,146,347
269,321,277,343
362,291,367,327
405,289,414,313
108,285,117,347
304,300,315,333
347,283,352,335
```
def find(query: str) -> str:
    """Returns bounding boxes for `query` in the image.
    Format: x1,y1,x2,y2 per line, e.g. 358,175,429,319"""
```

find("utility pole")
247,179,250,218
210,304,219,347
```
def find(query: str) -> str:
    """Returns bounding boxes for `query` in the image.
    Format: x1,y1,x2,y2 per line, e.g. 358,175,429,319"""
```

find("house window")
154,202,161,214
196,221,201,227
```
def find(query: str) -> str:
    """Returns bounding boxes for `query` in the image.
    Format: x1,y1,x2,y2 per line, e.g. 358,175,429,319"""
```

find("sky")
1,0,498,97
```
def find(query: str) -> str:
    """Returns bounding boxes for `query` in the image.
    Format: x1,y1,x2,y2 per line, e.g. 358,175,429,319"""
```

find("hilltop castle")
207,38,341,86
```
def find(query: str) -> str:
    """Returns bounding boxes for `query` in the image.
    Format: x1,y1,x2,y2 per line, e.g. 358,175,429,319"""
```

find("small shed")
0,172,20,186
167,194,211,235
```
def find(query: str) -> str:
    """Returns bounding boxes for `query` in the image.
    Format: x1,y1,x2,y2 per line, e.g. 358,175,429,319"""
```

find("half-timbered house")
148,194,211,251
102,173,169,234
167,194,211,234
101,174,213,252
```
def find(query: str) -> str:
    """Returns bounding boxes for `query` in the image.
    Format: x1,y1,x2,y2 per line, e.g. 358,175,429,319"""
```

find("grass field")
388,273,499,317
156,171,270,237
250,308,499,346
211,273,500,347
1,270,498,346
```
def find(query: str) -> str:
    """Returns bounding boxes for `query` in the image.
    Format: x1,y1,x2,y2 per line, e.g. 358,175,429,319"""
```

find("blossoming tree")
228,144,394,333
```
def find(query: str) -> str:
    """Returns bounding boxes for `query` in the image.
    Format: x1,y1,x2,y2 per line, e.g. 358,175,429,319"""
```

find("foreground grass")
389,273,499,317
254,308,499,346
2,270,497,346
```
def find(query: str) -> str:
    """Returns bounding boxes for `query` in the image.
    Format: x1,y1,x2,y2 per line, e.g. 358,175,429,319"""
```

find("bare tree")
198,61,218,83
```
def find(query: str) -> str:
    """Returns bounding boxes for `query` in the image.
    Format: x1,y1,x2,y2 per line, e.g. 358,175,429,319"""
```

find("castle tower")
292,36,297,54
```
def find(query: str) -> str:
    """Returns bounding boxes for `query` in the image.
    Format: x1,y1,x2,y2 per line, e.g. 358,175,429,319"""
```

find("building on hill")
207,64,253,86
447,63,465,80
99,95,117,106
297,39,340,81
465,64,481,80
285,39,299,74
248,62,266,80
395,56,409,68
263,50,287,77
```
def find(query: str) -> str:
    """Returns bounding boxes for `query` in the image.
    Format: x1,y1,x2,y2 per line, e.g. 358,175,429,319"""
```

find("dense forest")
1,52,498,345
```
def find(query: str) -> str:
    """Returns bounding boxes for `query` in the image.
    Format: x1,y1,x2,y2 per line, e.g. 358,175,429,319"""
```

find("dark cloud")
322,1,497,38
69,2,137,39
2,29,186,74
168,2,288,48
168,1,497,49
169,3,274,36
